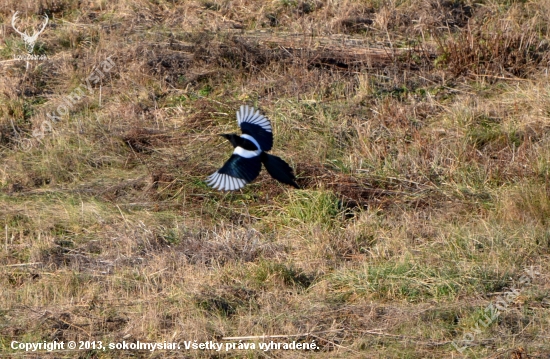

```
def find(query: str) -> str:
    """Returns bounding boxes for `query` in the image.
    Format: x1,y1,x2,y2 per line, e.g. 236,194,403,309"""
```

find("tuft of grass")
329,261,462,302
252,261,314,289
279,190,342,228
435,2,550,78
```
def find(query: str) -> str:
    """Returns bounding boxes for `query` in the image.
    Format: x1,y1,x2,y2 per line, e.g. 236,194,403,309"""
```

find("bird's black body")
220,134,258,151
206,105,299,191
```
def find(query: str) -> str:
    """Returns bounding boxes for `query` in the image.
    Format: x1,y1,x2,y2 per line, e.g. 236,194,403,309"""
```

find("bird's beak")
219,134,230,140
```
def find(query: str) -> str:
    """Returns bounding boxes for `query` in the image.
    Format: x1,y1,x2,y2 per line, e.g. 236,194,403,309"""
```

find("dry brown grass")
1,0,550,358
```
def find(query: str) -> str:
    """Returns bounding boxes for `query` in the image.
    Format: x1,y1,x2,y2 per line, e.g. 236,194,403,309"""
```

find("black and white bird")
206,105,299,191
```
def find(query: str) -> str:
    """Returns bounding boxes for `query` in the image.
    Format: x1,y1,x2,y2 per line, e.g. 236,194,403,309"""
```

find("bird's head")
219,133,239,147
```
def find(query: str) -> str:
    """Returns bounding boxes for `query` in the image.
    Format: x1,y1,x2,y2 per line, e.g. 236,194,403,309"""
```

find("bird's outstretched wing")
206,154,262,191
237,105,273,152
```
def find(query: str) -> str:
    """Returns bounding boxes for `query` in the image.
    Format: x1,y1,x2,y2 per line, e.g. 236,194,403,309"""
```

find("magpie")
206,105,299,191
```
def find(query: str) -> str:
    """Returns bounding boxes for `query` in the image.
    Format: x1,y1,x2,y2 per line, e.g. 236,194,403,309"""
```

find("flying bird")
206,105,299,191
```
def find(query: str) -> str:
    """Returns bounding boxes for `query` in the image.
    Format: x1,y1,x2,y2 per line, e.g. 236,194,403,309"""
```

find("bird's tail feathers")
261,153,299,189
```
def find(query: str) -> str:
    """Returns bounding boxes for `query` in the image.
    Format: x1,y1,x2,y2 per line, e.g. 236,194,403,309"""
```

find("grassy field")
1,0,550,358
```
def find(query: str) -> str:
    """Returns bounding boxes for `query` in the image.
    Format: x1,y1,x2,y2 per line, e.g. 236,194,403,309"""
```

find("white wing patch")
206,171,247,191
237,105,272,133
233,146,261,158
